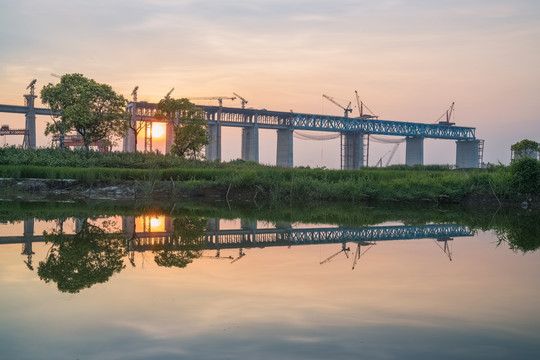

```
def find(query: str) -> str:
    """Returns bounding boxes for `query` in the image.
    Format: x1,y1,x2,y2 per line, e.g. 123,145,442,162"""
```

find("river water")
0,200,539,360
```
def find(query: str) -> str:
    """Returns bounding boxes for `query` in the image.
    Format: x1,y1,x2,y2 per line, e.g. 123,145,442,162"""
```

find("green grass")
0,146,536,203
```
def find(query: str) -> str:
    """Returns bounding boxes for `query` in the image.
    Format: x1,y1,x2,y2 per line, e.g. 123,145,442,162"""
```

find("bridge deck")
1,103,476,140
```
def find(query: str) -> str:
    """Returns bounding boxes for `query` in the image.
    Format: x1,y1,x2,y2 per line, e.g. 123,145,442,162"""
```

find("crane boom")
188,96,236,107
165,88,174,99
322,94,352,117
233,92,248,109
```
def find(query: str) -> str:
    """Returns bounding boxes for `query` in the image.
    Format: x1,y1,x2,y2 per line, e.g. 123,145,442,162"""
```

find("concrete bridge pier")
165,121,175,154
342,132,364,170
456,140,481,168
123,103,137,152
23,94,36,149
277,128,293,167
241,124,259,162
206,123,220,161
406,136,424,166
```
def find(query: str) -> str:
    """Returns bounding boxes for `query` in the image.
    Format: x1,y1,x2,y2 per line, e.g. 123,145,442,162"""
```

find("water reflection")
1,202,540,359
4,211,534,293
38,219,125,293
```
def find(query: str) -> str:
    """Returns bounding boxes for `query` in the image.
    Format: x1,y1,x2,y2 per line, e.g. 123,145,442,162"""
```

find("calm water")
0,202,539,360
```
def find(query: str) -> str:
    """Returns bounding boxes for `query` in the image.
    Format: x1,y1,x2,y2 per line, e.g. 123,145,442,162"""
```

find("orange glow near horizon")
150,123,166,139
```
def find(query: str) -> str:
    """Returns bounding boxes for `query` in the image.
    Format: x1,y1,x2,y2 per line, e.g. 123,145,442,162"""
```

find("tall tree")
155,98,209,158
41,73,129,150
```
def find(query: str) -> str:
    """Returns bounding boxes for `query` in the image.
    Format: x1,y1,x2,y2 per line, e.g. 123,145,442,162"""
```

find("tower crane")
437,102,455,126
233,92,248,109
131,86,139,102
375,142,401,167
354,90,378,119
26,79,37,96
188,96,236,107
322,94,352,117
165,88,174,99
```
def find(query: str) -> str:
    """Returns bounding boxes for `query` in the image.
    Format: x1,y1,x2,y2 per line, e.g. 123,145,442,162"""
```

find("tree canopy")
511,139,539,160
41,73,128,150
155,98,208,158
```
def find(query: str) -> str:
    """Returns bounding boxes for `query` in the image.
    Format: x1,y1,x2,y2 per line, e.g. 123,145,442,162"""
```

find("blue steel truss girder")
198,105,476,140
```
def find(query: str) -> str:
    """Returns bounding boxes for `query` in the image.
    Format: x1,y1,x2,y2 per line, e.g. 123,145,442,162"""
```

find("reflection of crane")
320,243,350,265
323,94,352,117
230,248,246,263
201,249,234,260
354,90,378,119
352,241,376,270
188,96,236,107
233,92,248,109
433,238,453,261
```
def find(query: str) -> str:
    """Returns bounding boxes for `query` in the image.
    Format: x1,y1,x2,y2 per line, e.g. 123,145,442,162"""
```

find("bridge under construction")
0,81,484,168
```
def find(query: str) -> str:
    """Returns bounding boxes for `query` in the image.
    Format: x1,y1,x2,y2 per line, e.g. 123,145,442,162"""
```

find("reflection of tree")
495,213,540,253
38,219,126,293
153,217,206,268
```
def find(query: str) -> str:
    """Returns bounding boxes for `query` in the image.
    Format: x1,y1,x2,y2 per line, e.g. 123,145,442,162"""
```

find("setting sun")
150,122,166,139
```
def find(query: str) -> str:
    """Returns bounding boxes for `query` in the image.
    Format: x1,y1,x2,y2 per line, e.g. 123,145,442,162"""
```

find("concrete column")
241,125,259,162
123,103,137,152
456,140,480,168
406,136,424,166
165,121,175,154
24,94,36,149
206,123,219,161
342,132,364,169
276,128,293,167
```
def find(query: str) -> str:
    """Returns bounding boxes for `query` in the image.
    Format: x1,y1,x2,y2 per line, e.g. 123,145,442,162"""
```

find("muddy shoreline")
1,177,538,211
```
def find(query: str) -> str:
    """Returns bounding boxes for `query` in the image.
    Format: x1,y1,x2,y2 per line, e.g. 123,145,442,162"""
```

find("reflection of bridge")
0,217,473,249
1,83,483,168
0,218,474,269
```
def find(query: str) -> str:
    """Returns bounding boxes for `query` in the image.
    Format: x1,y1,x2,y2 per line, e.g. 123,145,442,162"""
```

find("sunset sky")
1,0,539,167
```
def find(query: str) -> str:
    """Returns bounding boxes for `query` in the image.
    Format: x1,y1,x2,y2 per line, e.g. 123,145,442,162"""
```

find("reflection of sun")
151,123,166,139
136,215,166,232
150,217,163,229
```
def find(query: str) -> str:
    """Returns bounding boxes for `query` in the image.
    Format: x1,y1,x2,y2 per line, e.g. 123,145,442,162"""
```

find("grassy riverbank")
0,147,538,205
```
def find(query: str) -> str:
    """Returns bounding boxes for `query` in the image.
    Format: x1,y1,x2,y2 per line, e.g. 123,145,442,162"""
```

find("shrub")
510,158,540,195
